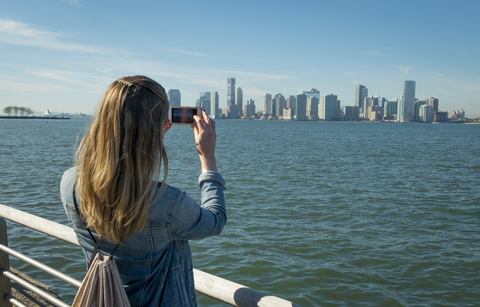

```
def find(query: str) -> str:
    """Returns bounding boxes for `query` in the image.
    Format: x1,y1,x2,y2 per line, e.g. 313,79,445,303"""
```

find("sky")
1,0,479,117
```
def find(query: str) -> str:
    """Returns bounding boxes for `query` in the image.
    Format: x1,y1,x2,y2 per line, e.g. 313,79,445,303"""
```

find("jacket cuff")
198,170,226,190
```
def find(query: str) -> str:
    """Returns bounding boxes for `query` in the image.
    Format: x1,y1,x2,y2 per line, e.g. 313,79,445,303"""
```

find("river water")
0,118,479,306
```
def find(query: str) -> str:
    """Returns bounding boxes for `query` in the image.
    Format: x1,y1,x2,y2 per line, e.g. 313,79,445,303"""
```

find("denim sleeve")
169,171,226,240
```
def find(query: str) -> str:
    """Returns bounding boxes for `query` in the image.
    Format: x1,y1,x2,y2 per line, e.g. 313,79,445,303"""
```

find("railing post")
0,218,12,307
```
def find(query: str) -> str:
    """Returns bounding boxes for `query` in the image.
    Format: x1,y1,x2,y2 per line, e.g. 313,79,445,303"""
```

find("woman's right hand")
192,110,217,171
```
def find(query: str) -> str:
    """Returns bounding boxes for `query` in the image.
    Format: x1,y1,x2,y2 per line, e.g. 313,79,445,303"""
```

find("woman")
60,76,226,306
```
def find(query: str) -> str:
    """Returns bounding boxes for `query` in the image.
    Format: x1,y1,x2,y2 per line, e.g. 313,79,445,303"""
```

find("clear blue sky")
1,0,479,117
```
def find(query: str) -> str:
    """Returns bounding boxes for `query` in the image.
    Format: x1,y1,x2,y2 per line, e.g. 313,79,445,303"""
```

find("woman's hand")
192,110,217,171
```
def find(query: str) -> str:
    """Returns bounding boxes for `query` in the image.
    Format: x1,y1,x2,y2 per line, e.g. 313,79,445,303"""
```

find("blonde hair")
75,76,169,245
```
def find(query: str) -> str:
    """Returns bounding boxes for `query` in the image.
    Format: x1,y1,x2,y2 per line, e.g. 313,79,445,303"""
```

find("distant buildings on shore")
171,78,471,123
1,80,472,122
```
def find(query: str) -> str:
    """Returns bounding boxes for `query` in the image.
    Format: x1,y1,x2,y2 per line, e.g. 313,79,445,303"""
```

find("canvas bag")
73,190,131,307
72,238,130,307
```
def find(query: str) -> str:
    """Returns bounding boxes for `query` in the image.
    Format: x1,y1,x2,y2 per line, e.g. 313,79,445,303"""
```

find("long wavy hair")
75,76,169,245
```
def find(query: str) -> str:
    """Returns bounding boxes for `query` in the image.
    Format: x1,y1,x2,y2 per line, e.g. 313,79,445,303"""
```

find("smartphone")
168,107,202,124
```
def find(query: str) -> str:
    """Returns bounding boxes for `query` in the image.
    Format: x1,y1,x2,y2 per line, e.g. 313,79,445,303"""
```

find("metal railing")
0,204,299,307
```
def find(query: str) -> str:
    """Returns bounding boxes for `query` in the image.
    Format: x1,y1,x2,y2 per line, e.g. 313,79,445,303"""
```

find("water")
0,118,479,306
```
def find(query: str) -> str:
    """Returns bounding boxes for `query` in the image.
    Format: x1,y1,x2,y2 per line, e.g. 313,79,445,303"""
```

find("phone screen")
170,107,200,124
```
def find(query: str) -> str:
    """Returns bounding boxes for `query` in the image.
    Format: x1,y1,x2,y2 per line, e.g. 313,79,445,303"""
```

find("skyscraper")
398,80,416,122
286,95,296,115
227,78,235,106
295,94,307,121
275,94,286,118
355,85,368,113
210,91,219,119
306,96,319,120
168,89,181,107
320,94,340,121
196,92,211,115
235,87,243,117
397,95,405,122
263,93,272,116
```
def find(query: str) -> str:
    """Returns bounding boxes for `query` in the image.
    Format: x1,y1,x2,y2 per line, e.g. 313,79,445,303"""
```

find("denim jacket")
60,167,226,306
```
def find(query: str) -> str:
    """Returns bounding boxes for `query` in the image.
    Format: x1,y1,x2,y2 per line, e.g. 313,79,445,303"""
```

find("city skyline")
183,77,464,123
1,1,479,117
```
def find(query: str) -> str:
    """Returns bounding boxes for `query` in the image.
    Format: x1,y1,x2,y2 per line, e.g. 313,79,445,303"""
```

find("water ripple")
1,120,479,306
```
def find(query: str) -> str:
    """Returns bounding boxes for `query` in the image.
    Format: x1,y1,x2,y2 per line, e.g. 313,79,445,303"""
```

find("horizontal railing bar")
194,269,299,307
0,204,300,307
2,269,70,307
0,244,82,288
5,294,28,307
0,204,78,246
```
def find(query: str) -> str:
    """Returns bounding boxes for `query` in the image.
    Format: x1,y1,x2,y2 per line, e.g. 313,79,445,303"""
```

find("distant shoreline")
0,116,70,120
1,115,477,124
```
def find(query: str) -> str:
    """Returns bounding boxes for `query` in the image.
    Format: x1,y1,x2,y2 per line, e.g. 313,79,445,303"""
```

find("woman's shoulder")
148,183,190,217
60,167,76,202
61,167,76,180
153,182,183,204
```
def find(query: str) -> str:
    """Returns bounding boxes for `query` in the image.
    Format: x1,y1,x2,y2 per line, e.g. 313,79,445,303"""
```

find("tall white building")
419,104,434,123
275,94,286,118
415,100,427,122
168,89,181,107
210,91,219,119
398,80,416,122
397,95,404,122
235,87,243,117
